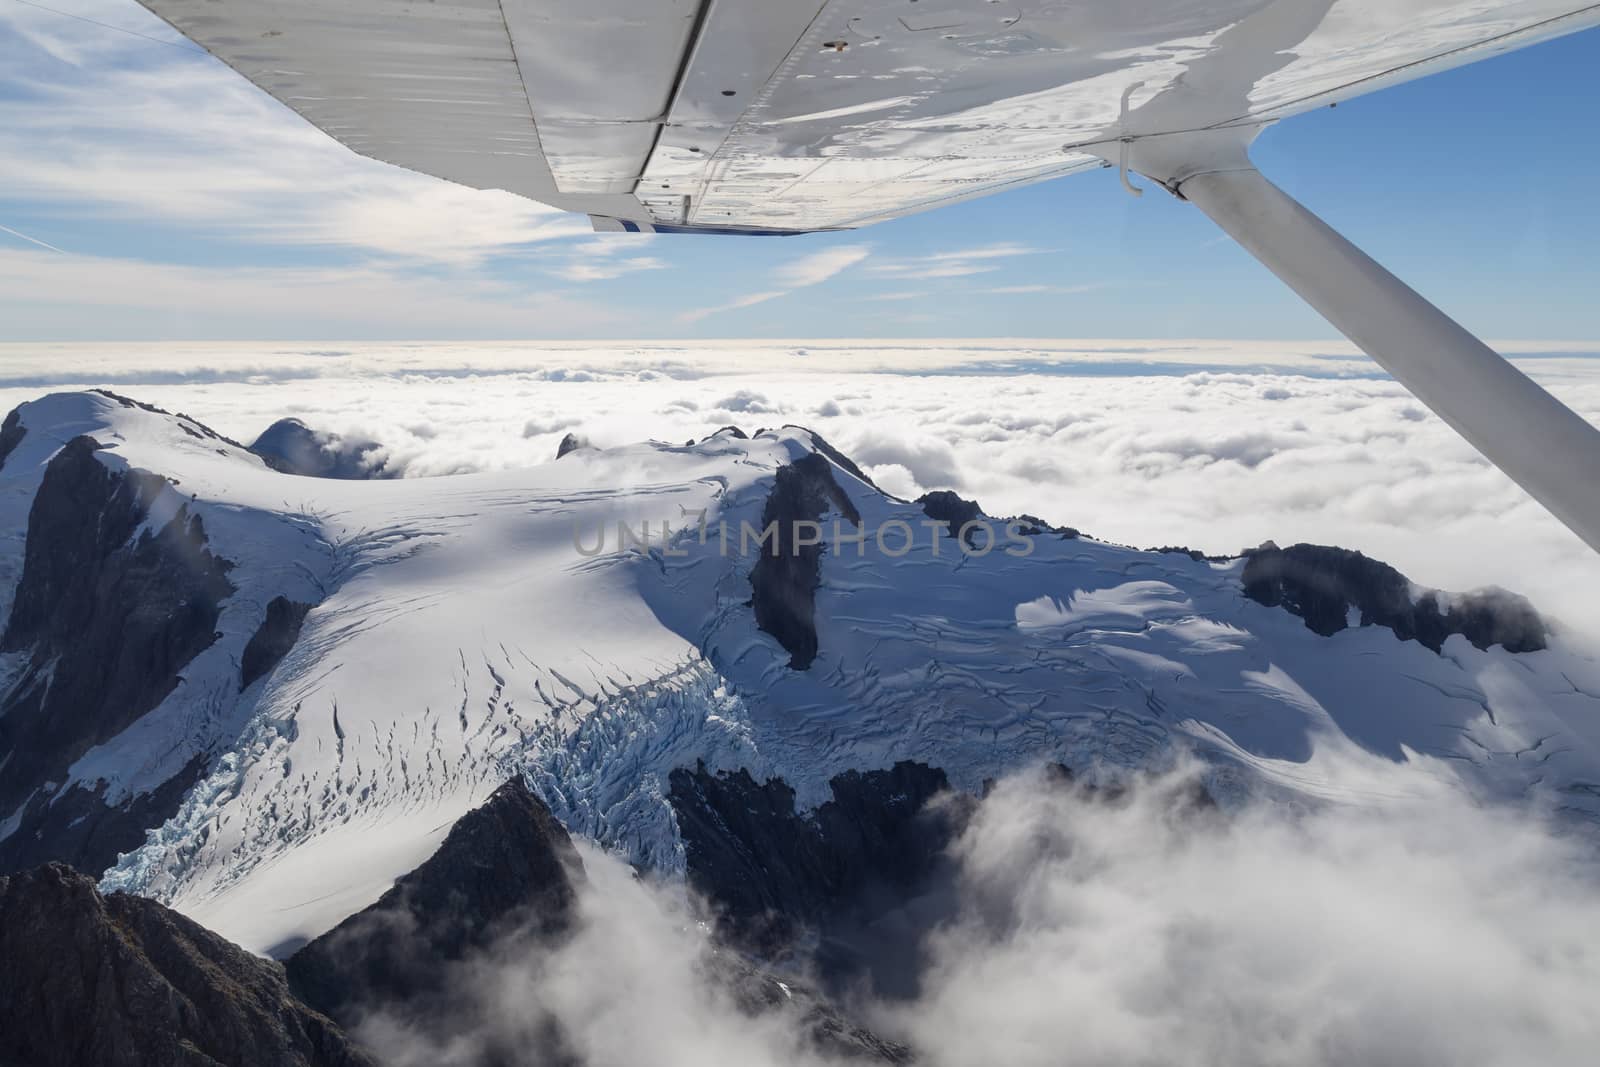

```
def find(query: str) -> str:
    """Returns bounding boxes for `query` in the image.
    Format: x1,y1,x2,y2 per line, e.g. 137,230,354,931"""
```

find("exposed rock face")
0,406,25,469
916,489,985,548
792,426,876,488
669,761,969,972
916,490,1076,548
250,418,390,479
719,960,913,1064
286,777,584,1023
555,431,591,458
0,757,207,878
0,864,374,1067
290,775,903,1063
1007,512,1079,538
0,436,235,874
1242,542,1547,653
90,390,256,452
749,452,862,670
240,595,313,691
1150,545,1229,562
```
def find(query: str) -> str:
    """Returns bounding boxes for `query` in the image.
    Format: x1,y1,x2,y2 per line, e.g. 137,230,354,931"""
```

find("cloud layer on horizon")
4,340,1590,638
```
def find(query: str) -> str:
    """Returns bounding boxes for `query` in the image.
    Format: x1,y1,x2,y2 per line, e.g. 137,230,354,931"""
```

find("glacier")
0,389,1594,956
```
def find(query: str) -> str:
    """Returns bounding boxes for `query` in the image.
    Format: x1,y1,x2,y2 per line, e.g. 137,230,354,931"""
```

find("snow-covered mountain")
2,389,1598,960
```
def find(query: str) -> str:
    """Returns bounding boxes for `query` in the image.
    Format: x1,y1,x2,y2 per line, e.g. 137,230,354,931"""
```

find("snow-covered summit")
249,417,393,480
0,391,1596,956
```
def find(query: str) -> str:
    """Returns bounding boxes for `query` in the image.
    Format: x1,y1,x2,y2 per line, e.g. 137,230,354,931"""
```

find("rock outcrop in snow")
750,452,862,670
916,489,983,545
251,418,392,479
0,407,25,470
1242,542,1547,653
240,596,313,692
555,431,591,459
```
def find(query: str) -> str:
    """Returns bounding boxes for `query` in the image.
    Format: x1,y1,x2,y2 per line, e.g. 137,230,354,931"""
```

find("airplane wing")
137,1,1600,234
135,0,1600,556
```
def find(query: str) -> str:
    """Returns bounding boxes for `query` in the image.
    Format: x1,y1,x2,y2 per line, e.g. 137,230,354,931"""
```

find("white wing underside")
135,0,1600,233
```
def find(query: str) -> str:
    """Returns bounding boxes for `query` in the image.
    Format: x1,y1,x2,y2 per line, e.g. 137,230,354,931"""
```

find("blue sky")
1,0,1598,341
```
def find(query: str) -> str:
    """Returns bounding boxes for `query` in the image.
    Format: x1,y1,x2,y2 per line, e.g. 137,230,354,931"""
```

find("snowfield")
0,390,1597,955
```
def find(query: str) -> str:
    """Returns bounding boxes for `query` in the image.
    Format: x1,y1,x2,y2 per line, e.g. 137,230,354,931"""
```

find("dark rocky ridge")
749,451,862,670
916,489,983,546
285,777,585,1022
250,417,392,479
915,489,1081,543
668,759,1220,1005
241,595,313,691
669,761,970,987
91,389,258,453
1151,544,1231,562
792,426,877,487
719,960,912,1064
0,781,910,1067
1242,542,1547,653
0,435,236,875
0,756,208,879
0,405,25,469
1009,512,1079,538
0,863,374,1067
555,431,591,458
288,776,905,1063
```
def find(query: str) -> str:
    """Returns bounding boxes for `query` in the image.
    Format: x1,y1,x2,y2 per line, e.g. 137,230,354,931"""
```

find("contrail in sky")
0,222,67,254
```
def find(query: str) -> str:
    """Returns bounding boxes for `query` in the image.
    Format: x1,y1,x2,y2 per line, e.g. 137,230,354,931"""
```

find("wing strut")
1167,154,1600,553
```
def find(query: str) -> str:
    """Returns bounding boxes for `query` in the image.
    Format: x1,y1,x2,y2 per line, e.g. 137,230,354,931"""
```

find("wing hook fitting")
1119,82,1144,198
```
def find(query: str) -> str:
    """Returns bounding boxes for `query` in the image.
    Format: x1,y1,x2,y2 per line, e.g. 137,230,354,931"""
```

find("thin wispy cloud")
679,244,871,323
771,244,872,288
0,247,616,338
926,242,1050,262
868,242,1050,279
678,290,790,324
978,283,1104,295
887,263,1003,279
525,236,671,283
0,2,588,266
563,256,667,283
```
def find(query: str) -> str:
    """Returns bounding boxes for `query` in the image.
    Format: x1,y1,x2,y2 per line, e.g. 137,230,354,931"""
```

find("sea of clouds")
357,762,1600,1067
2,339,1595,641
2,340,1597,1060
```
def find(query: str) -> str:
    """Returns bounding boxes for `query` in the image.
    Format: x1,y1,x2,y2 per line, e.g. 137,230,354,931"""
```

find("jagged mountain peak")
0,862,373,1067
0,390,1593,968
554,430,591,458
285,776,583,1018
